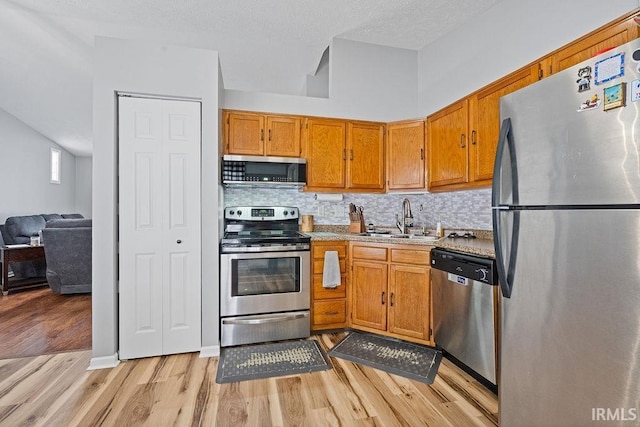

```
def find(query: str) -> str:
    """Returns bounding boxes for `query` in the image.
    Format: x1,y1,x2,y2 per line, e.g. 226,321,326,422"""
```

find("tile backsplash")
224,187,492,230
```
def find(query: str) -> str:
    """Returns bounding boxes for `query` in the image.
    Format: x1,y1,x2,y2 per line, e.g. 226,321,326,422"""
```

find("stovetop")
447,232,477,239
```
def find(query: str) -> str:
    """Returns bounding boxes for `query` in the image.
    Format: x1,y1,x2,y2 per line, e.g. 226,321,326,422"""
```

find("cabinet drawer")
313,300,347,325
390,248,430,265
352,245,388,261
313,275,347,299
313,259,347,274
313,244,347,260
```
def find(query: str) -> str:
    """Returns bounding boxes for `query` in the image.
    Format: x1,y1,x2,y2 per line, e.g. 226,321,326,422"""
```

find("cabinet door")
347,122,385,191
351,260,388,331
549,16,639,76
227,112,265,155
388,264,430,340
305,118,346,189
427,100,469,189
266,115,301,157
386,120,425,190
469,65,539,183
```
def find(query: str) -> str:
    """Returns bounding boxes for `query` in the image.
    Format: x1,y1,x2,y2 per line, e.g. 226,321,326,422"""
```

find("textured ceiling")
0,0,499,156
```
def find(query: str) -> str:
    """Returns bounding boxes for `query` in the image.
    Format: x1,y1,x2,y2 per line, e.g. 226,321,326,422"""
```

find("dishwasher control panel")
430,248,497,285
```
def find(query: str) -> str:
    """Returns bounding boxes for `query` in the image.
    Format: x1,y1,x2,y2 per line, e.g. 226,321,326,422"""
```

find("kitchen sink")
358,232,440,242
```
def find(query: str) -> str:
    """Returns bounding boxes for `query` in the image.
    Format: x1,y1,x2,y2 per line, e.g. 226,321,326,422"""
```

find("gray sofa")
41,218,92,294
0,213,84,280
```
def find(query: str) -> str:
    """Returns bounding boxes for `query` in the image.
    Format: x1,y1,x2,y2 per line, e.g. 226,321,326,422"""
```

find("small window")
50,148,61,184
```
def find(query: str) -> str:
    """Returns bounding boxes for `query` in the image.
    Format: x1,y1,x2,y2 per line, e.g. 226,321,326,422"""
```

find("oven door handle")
221,312,308,325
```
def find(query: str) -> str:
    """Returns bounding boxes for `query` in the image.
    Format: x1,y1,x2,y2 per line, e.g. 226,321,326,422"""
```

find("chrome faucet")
396,198,414,234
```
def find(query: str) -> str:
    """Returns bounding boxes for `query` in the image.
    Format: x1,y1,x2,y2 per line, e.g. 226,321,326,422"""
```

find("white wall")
75,157,92,218
0,107,76,223
418,0,639,115
92,37,220,366
224,38,419,121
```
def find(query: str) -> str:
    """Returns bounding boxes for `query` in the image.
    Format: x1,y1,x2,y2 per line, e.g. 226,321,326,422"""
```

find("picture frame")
603,82,626,111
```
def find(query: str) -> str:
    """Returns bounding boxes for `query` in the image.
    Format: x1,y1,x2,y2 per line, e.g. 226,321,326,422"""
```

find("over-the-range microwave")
221,154,307,187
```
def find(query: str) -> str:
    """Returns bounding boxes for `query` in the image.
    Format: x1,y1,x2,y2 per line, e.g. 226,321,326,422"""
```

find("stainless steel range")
220,206,311,347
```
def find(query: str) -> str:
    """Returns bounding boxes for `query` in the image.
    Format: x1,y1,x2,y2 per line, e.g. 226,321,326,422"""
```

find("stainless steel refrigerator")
494,38,640,426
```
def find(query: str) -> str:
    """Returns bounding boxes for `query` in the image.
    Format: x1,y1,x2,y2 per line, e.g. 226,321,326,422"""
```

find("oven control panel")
224,206,299,221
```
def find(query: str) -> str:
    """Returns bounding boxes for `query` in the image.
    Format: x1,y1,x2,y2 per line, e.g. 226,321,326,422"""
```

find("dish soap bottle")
436,221,443,237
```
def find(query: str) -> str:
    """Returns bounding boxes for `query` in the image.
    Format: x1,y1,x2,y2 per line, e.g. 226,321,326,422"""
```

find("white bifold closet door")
118,96,201,359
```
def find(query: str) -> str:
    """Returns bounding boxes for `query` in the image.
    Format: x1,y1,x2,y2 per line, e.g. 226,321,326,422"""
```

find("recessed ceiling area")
0,0,499,156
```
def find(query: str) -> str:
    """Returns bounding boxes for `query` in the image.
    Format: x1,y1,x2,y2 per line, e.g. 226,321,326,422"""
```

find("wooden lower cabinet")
311,241,348,330
349,242,432,345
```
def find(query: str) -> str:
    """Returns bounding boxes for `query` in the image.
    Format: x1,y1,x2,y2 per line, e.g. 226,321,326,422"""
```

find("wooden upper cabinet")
427,100,469,189
547,14,640,77
469,64,540,183
305,118,347,189
266,115,302,157
346,122,385,192
224,111,301,157
226,112,264,155
386,120,425,190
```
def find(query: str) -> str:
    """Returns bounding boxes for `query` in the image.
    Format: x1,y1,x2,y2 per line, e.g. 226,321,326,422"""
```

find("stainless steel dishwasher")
431,248,498,387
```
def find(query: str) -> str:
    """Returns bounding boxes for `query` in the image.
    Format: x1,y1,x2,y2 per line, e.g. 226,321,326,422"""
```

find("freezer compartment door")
499,39,640,206
500,209,640,426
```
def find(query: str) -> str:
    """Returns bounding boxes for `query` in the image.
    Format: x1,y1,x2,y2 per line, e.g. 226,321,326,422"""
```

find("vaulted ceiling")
0,0,499,156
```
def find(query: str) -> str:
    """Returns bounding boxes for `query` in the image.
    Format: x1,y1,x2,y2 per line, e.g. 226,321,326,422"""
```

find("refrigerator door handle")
492,117,519,208
492,117,519,298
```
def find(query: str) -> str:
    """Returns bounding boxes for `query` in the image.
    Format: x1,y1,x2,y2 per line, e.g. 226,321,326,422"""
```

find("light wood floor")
0,287,92,360
0,333,498,426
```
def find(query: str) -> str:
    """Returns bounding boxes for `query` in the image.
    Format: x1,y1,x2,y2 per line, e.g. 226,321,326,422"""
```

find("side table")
1,245,47,296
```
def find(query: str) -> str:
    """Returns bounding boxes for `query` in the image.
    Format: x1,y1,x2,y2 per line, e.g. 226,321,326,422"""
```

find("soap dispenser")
436,221,443,237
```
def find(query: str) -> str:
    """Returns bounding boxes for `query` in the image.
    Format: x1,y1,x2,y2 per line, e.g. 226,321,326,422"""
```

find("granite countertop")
303,228,495,258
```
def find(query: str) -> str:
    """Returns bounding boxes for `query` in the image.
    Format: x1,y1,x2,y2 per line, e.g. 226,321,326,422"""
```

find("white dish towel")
322,251,341,288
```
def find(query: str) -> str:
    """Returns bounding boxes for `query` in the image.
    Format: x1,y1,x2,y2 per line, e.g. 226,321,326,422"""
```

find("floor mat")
328,331,442,384
215,339,331,384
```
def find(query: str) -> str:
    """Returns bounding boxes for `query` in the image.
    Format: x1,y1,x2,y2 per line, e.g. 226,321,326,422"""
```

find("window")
50,148,61,184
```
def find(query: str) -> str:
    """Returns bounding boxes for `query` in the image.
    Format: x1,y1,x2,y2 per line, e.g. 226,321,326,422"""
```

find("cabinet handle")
471,130,477,145
350,149,354,160
460,134,466,148
420,148,424,160
343,149,346,161
390,293,394,307
381,291,386,305
324,311,339,316
268,129,272,141
261,129,264,141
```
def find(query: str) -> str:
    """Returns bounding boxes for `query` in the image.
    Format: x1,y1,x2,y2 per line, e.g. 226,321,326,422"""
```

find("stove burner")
447,232,477,239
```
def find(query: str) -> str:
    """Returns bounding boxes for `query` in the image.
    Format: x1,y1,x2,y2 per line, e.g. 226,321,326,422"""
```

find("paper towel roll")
315,193,343,202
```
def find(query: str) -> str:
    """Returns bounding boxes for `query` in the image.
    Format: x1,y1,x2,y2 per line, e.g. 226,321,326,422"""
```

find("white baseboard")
87,353,121,370
200,345,220,358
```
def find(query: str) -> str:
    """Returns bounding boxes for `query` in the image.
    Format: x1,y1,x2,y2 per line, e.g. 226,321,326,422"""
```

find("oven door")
220,250,310,317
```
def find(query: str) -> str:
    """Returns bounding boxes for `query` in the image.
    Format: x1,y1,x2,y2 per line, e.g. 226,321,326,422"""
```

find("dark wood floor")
0,287,92,359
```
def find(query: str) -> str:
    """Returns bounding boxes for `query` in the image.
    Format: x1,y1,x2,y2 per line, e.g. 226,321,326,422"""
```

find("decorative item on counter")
436,221,443,238
301,215,314,232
